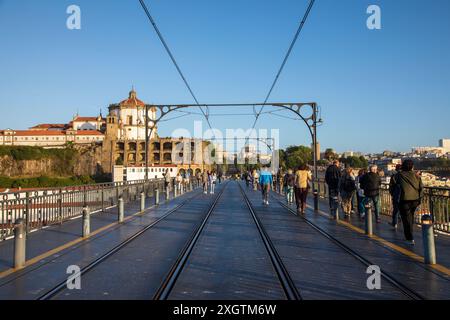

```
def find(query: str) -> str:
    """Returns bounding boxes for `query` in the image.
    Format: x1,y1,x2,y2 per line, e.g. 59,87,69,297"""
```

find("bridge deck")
0,181,448,300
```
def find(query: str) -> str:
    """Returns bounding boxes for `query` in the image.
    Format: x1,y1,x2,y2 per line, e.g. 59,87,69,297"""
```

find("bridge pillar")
155,189,160,205
365,203,373,236
13,219,26,269
82,206,90,237
422,215,436,265
118,197,124,223
140,192,146,213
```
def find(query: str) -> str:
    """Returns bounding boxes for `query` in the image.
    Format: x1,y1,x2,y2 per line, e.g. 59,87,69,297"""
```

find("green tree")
283,145,312,169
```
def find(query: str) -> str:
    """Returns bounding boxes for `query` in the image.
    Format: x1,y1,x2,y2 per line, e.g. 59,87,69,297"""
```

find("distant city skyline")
0,0,449,153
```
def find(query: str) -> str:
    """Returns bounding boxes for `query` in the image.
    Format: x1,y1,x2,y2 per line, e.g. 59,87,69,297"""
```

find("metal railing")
0,179,167,241
312,179,450,234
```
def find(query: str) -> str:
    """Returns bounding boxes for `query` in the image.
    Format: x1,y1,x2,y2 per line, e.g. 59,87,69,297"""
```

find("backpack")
343,176,356,192
391,174,402,203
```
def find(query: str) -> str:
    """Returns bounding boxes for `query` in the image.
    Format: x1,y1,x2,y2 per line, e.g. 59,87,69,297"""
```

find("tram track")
264,188,425,300
237,183,302,300
37,184,214,300
153,181,229,300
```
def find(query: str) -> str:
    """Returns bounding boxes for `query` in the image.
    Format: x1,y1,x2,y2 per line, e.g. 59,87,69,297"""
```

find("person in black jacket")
325,160,342,218
360,165,382,223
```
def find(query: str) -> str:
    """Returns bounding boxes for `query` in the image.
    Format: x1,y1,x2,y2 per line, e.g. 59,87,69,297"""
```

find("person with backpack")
259,167,273,205
390,160,423,245
389,164,403,229
339,167,357,218
294,164,312,214
355,168,367,219
360,165,382,223
325,160,342,218
283,169,295,205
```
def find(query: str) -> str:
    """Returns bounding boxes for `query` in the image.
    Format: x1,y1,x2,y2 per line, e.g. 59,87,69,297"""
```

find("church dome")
119,88,145,107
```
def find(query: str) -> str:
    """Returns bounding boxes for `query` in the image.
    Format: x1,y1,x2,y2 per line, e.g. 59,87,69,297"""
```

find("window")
127,116,133,125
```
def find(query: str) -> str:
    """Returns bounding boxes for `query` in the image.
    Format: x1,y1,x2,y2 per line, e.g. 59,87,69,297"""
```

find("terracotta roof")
0,130,104,136
29,124,67,130
119,89,146,107
73,116,105,122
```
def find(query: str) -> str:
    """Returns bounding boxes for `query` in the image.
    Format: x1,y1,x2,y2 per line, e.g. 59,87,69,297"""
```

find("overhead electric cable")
138,0,213,129
250,0,316,131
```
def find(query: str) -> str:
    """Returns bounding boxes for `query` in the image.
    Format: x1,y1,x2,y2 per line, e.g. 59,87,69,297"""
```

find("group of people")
163,169,222,196
196,170,220,195
325,159,423,245
242,165,313,212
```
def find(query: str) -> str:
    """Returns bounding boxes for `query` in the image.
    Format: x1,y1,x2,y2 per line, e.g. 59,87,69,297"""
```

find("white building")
439,139,450,153
108,89,157,141
0,129,104,147
113,165,178,182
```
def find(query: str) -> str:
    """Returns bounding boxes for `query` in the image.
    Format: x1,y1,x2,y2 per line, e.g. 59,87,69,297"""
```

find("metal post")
140,192,146,213
58,188,63,224
333,196,339,221
422,215,436,265
82,206,90,237
101,184,105,212
166,186,170,201
145,106,149,182
313,189,319,213
118,197,124,223
25,192,30,234
174,185,178,198
312,104,319,212
155,189,160,205
14,219,26,269
365,202,373,236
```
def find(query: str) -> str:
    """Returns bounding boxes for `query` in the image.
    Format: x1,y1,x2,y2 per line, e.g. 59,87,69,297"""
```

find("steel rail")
153,181,229,300
237,182,302,300
269,190,426,300
37,186,204,300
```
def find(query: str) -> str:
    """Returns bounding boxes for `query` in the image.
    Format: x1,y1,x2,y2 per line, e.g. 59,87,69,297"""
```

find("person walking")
210,171,217,194
252,169,259,191
389,164,403,229
325,160,342,218
390,160,423,245
339,167,357,218
259,167,273,205
202,170,209,194
163,169,172,194
176,172,183,194
284,169,295,205
294,164,312,214
355,168,367,219
196,171,202,188
360,165,382,223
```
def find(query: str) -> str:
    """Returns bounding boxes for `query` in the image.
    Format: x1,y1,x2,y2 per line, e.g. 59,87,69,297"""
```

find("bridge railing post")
82,206,90,237
155,188,160,206
118,197,124,223
365,202,373,236
140,192,146,213
422,215,436,265
13,218,26,269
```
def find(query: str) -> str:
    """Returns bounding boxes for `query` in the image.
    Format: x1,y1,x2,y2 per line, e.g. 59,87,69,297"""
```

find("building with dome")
0,89,213,178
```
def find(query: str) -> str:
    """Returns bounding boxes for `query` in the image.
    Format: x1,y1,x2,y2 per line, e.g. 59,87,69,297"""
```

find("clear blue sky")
0,0,449,153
